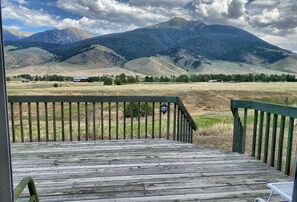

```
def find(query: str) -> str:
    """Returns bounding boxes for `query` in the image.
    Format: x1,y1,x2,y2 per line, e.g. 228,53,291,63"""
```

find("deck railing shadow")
8,96,197,143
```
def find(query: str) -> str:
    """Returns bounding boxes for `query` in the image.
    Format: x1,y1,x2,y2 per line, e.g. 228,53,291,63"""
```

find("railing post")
293,151,297,201
232,107,243,153
0,4,14,200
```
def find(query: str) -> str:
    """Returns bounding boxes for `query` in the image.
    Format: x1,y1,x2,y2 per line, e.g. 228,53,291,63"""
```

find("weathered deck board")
12,139,291,201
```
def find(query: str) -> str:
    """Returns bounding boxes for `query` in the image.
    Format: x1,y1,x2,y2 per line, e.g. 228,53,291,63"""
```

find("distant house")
73,76,90,82
208,79,223,83
21,78,30,83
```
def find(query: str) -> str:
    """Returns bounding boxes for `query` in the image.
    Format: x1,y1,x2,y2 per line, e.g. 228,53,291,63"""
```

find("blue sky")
2,0,297,52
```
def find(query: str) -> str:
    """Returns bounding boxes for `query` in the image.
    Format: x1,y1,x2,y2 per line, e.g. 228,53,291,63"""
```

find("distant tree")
114,77,122,85
103,78,113,85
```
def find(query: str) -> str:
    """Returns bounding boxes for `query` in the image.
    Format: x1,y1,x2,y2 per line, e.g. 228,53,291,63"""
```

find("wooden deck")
12,140,291,201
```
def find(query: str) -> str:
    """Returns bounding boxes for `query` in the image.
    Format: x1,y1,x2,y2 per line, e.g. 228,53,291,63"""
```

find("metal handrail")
14,176,39,202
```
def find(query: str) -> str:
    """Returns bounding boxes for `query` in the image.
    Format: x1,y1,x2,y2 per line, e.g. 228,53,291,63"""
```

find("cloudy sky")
2,0,297,52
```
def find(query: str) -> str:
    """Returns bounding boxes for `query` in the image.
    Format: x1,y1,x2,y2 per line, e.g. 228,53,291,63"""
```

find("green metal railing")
8,96,197,143
231,100,297,175
14,176,39,202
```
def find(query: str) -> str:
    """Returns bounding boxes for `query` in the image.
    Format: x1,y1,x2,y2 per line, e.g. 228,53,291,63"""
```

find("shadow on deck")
12,139,291,201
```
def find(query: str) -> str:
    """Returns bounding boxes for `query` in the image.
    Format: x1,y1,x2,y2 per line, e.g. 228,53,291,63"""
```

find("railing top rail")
8,95,178,103
231,100,297,118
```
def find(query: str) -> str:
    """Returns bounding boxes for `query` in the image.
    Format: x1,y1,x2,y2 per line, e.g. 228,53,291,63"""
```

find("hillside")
4,18,297,76
22,27,93,44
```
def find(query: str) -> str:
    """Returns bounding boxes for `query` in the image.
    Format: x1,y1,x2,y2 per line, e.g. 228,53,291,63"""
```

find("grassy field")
7,81,297,174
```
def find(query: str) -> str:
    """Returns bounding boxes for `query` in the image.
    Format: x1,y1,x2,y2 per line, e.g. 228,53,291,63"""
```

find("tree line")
7,73,297,84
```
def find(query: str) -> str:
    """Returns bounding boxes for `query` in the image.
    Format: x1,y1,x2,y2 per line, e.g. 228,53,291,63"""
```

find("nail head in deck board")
11,140,291,201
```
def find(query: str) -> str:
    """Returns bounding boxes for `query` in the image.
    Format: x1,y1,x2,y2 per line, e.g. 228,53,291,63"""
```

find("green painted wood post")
277,116,286,171
270,114,278,167
252,110,258,157
232,108,242,153
263,112,271,163
257,111,264,160
285,117,294,175
242,108,248,154
292,151,297,201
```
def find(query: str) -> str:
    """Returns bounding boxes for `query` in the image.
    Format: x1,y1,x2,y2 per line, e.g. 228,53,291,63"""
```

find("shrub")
53,83,59,87
124,102,153,117
103,78,113,85
114,78,122,85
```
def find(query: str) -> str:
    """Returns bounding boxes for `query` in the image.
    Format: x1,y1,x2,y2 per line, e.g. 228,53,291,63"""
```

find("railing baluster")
138,102,140,139
270,114,278,167
177,108,180,141
61,102,65,141
116,102,119,140
277,116,286,171
184,116,187,142
77,102,80,141
10,103,15,143
93,102,96,140
167,102,170,139
109,102,111,140
145,102,148,139
53,102,56,141
257,111,264,160
242,108,248,154
185,120,188,143
69,102,72,141
152,102,155,139
159,102,162,138
188,122,191,143
36,103,40,142
19,103,24,142
130,102,133,139
252,110,258,157
173,103,177,141
123,102,126,139
85,102,88,141
180,114,183,142
28,102,32,142
263,112,271,163
45,102,48,142
285,117,294,175
101,102,103,140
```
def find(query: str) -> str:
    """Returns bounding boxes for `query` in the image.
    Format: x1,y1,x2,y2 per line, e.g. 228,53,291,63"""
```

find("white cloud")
3,4,58,27
250,8,280,26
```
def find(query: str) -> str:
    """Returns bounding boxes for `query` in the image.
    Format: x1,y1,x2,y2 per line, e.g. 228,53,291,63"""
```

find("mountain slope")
22,27,94,44
3,29,31,41
4,17,296,75
57,17,290,66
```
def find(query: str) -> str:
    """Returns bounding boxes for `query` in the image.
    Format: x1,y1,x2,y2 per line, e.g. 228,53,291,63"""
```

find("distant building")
73,76,90,82
208,79,223,83
21,78,30,83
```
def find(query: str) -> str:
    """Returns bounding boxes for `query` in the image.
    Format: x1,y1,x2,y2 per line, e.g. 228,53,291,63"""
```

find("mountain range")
4,17,297,76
